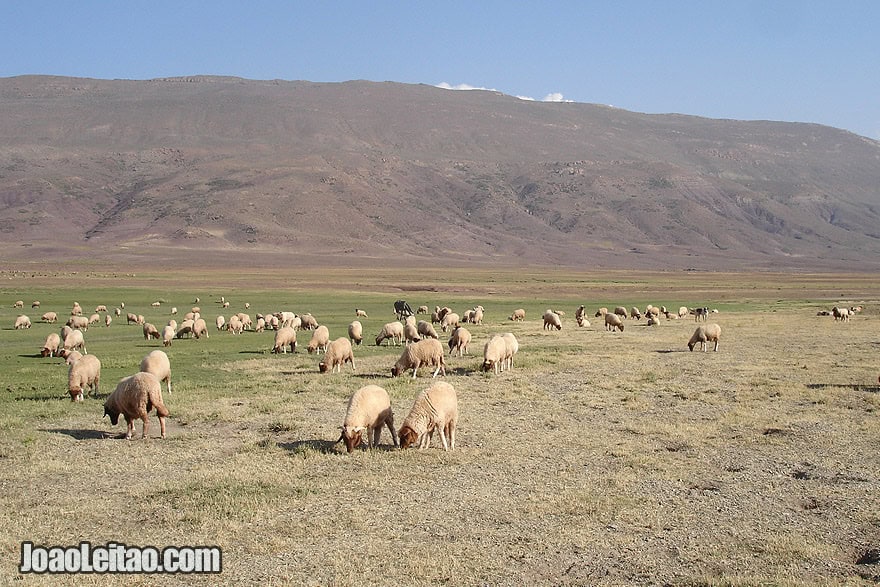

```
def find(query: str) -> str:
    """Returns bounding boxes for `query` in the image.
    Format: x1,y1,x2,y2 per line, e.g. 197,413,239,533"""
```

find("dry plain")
0,267,878,586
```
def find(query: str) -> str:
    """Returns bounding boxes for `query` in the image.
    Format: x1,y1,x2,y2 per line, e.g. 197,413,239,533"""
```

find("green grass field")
0,269,878,586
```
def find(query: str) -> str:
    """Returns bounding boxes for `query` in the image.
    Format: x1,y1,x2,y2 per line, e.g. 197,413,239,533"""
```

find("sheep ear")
353,426,366,433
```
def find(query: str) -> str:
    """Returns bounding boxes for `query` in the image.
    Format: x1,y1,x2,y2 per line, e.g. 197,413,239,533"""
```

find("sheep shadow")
655,349,689,354
278,439,341,455
805,383,880,393
42,428,109,440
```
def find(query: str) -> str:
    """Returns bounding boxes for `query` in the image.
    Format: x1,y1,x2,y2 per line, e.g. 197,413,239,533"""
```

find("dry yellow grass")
0,270,878,586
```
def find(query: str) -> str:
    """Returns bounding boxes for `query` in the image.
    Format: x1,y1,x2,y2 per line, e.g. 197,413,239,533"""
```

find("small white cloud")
436,82,497,92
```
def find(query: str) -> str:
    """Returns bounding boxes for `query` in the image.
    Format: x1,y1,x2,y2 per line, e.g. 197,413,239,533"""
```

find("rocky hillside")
2,75,879,271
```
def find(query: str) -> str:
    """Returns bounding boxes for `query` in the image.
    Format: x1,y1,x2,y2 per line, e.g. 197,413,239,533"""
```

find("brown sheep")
103,372,169,440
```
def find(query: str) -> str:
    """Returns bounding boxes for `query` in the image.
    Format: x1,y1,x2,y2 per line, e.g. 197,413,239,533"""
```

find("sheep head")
390,365,402,377
104,405,120,425
69,387,83,402
341,426,365,453
318,361,329,373
398,425,419,449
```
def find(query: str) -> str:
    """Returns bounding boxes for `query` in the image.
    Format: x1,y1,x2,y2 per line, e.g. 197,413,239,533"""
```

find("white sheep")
307,324,331,354
391,338,446,379
631,307,642,320
481,334,508,374
404,321,421,344
348,320,363,346
417,320,439,339
678,306,689,319
41,333,62,357
318,337,355,373
216,315,226,331
337,384,397,453
508,308,526,321
398,381,458,451
440,312,460,333
68,354,101,401
832,306,851,322
103,372,169,440
447,326,472,357
355,308,369,318
94,304,107,313
67,315,89,330
254,317,265,333
63,329,87,354
41,311,58,323
143,322,160,340
417,305,429,315
126,312,140,325
470,305,484,325
543,310,562,331
613,306,629,320
688,323,722,352
501,332,519,371
604,313,625,332
192,318,209,339
299,313,318,330
375,321,404,346
273,326,297,354
105,315,112,327
14,315,31,330
62,350,83,366
170,307,178,315
140,350,172,395
594,307,608,318
225,315,242,335
235,312,253,330
31,300,40,308
161,325,175,347
13,300,23,308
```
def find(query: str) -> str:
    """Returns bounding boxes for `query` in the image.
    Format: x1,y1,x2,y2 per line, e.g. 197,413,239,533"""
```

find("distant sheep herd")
7,296,871,448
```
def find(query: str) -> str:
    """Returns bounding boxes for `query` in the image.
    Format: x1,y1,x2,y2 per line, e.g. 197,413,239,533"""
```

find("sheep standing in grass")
192,318,209,339
502,333,519,371
688,323,722,352
594,307,608,318
13,300,23,309
319,337,355,373
67,315,89,330
143,322,160,340
417,305,429,315
338,384,397,453
440,312,460,333
140,350,172,395
355,308,369,318
68,354,101,401
41,333,62,357
307,325,331,354
41,311,58,324
14,315,31,330
104,372,169,440
391,338,446,378
543,310,562,331
162,325,175,347
614,306,629,320
299,313,318,330
216,315,226,331
105,315,112,327
417,320,439,340
509,308,526,322
225,315,242,335
273,326,298,354
605,313,625,332
404,321,421,344
481,335,508,374
448,326,472,357
631,307,642,320
678,306,689,319
63,329,87,354
348,320,363,346
126,312,139,325
375,321,404,346
62,350,83,366
398,381,458,451
832,306,851,322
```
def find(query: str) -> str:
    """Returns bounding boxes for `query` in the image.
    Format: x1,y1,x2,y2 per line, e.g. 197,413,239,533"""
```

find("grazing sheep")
375,321,405,346
318,337,356,373
631,307,642,320
13,300,23,308
41,333,62,357
170,307,178,315
225,315,243,335
416,320,439,340
468,305,484,325
140,350,172,395
32,300,41,308
404,321,421,344
235,313,253,331
398,381,458,451
142,322,160,340
509,308,526,322
63,329,87,354
299,313,318,330
575,305,587,324
501,332,519,371
440,312,460,333
355,308,369,318
161,325,175,347
481,335,508,374
105,315,112,327
832,306,851,322
151,301,161,307
432,306,451,325
62,350,83,366
176,319,195,338
14,315,32,330
604,312,624,331
103,372,169,440
614,306,629,320
68,354,101,401
67,315,89,330
692,307,709,321
191,306,201,314
604,313,625,332
646,315,660,326
114,307,122,317
272,326,298,354
192,318,209,339
678,306,689,319
88,313,100,325
688,323,722,352
646,306,661,319
391,338,446,379
307,324,331,354
348,320,363,346
338,384,397,453
254,317,265,333
71,302,82,316
594,307,608,318
462,308,475,323
216,315,226,331
126,312,139,325
167,319,177,330
417,305,429,315
447,326,472,357
265,314,279,330
543,310,562,331
41,311,58,324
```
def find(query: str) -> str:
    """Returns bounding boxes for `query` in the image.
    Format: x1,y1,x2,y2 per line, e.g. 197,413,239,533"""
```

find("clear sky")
3,1,878,139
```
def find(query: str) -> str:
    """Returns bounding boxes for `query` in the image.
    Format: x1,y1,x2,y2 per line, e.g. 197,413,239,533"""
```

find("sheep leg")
447,422,456,451
437,426,449,451
411,360,421,379
125,417,134,440
431,364,442,378
142,415,150,438
371,426,381,448
158,415,166,439
387,417,398,447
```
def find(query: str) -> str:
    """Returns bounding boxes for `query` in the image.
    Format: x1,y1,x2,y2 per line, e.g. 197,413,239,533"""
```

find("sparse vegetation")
0,268,878,585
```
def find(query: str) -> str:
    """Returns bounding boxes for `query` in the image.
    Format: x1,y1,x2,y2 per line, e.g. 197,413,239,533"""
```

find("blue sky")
3,1,879,139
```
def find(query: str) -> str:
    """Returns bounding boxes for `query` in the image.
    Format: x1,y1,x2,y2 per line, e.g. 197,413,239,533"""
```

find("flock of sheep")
21,293,840,450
